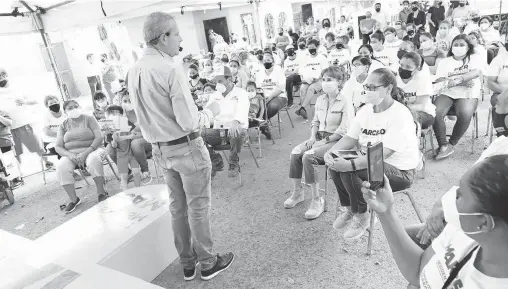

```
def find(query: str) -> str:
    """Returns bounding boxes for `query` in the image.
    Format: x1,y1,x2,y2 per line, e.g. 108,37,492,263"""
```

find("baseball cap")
213,66,232,78
285,45,296,51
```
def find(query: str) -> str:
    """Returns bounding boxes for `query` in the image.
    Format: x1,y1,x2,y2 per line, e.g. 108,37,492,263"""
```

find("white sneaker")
141,171,153,185
333,207,353,230
305,197,324,220
284,189,304,209
344,213,370,240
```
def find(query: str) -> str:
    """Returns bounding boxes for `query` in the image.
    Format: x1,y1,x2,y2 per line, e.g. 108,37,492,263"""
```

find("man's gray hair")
143,12,175,44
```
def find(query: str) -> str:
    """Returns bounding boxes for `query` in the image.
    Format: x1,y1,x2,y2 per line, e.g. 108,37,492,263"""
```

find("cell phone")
367,142,384,190
330,150,360,160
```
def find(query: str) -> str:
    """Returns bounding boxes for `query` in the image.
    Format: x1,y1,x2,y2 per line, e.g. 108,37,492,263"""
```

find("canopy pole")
252,0,263,49
499,0,503,35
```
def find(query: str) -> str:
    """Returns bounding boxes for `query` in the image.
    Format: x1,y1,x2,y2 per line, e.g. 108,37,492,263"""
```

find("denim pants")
152,137,216,271
432,94,478,147
289,132,335,184
107,138,152,173
202,128,244,166
330,162,415,214
285,73,302,106
266,97,288,120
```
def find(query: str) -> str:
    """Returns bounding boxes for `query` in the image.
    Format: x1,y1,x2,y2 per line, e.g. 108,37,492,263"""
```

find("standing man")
399,1,411,26
360,12,377,44
85,54,102,109
371,2,389,31
127,12,234,281
275,27,291,51
427,0,446,37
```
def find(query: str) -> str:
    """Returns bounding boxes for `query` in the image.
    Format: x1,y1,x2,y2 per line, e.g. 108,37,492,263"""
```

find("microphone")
179,47,183,52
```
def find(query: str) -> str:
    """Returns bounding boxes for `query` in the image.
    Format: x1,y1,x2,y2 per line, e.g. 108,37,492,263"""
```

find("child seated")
246,81,271,139
93,91,110,120
105,105,141,191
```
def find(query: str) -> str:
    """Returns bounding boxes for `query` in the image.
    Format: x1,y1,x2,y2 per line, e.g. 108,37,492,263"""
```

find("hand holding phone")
367,142,384,190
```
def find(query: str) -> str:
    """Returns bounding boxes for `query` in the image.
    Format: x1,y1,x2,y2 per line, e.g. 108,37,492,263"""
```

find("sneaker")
82,170,91,177
262,129,272,140
333,207,353,230
201,252,235,281
304,197,324,220
283,188,304,209
344,213,370,240
65,197,81,214
184,267,197,281
141,171,153,185
98,192,109,202
435,145,455,160
10,178,25,189
300,107,308,120
228,163,240,178
447,115,457,121
295,107,302,116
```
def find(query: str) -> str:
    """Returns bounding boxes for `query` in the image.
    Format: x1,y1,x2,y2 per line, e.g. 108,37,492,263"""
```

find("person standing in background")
360,11,377,45
100,53,117,103
371,2,390,31
399,1,411,26
127,12,234,281
85,54,102,109
275,27,291,52
427,0,446,37
407,1,426,33
451,0,472,23
319,18,333,44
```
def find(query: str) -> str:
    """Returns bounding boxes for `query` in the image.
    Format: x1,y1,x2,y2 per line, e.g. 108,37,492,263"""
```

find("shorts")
11,124,42,156
117,154,139,174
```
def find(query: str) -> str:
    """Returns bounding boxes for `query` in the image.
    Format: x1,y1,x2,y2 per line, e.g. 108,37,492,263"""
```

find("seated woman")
325,68,419,240
284,45,302,107
42,95,66,159
323,32,336,54
403,23,421,49
433,34,483,160
294,38,329,120
418,32,446,76
467,31,488,64
285,66,351,220
188,64,207,94
328,37,351,67
255,51,288,120
357,44,385,72
342,56,371,112
370,32,398,68
397,52,435,129
55,100,107,214
487,52,508,137
478,16,501,45
200,59,215,80
362,154,508,289
229,56,249,89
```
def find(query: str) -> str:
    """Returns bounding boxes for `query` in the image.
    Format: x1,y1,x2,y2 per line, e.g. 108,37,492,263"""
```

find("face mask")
353,66,365,76
403,5,409,9
278,32,283,36
394,25,402,30
323,23,331,28
49,104,60,113
299,44,306,50
271,47,276,52
375,8,380,12
459,3,465,7
439,29,448,36
230,67,238,75
385,34,395,42
67,108,82,119
0,79,7,87
263,62,274,69
309,48,317,55
257,55,264,61
441,189,496,235
452,46,468,57
221,58,229,63
97,101,108,108
421,40,433,50
412,7,418,11
322,81,339,95
216,82,227,94
122,103,134,111
480,23,490,31
189,74,199,80
398,67,414,80
407,30,415,36
248,91,257,99
438,1,442,5
287,51,296,57
397,50,407,60
336,43,345,49
365,90,384,106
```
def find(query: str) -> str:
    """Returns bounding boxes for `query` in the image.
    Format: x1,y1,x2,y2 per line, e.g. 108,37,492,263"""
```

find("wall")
192,5,254,52
258,1,294,46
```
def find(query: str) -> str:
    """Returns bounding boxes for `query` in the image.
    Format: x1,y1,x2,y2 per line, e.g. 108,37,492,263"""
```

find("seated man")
203,67,250,178
93,91,110,120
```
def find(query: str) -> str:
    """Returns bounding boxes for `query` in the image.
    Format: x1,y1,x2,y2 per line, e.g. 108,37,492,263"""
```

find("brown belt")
154,131,200,147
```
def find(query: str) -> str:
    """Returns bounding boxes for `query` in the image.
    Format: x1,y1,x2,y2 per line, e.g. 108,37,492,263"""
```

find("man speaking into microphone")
127,12,235,282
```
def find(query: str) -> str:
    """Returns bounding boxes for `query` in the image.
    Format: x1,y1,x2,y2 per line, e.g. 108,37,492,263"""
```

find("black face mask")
336,43,345,49
299,44,306,50
309,48,317,55
398,67,414,79
271,47,276,51
49,104,60,113
0,79,7,87
407,30,415,36
287,51,296,57
438,2,442,5
375,8,381,12
323,23,330,28
257,55,263,61
190,74,199,80
412,7,418,11
263,62,274,69
397,50,407,59
278,32,283,36
459,3,465,7
221,58,229,63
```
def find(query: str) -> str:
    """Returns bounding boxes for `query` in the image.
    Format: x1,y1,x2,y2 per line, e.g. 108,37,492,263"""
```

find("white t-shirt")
0,85,35,129
371,11,389,29
385,39,403,51
487,53,508,90
255,65,287,98
346,101,419,170
329,49,351,66
42,111,65,143
436,55,485,99
319,28,333,43
367,59,386,73
342,76,367,110
284,57,301,75
420,223,508,289
85,61,101,77
318,46,329,57
396,70,436,117
481,28,501,44
213,87,250,129
297,49,310,63
373,48,398,67
300,54,329,83
435,32,459,53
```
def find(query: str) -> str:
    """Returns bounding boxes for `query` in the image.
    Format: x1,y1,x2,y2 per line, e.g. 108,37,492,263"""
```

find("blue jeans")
152,137,217,271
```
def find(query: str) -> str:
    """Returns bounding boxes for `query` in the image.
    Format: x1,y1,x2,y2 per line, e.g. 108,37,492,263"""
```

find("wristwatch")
325,136,330,142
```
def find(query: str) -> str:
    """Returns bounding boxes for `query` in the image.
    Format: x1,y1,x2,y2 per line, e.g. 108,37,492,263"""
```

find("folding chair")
446,108,479,154
420,127,436,179
268,104,295,138
248,97,275,158
486,106,494,144
366,189,424,255
212,131,260,169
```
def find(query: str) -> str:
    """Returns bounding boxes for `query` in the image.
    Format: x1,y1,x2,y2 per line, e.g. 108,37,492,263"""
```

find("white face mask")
122,103,134,111
421,40,433,50
353,66,366,76
216,82,227,94
365,90,384,106
480,23,490,31
385,34,395,42
97,101,108,108
67,108,82,119
452,46,468,57
441,188,496,235
322,81,339,95
248,91,257,99
230,67,238,75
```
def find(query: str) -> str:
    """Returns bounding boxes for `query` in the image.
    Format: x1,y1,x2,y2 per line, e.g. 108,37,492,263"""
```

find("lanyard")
441,245,479,289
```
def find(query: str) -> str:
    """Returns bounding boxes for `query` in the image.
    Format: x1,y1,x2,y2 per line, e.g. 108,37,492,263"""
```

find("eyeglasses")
363,84,385,91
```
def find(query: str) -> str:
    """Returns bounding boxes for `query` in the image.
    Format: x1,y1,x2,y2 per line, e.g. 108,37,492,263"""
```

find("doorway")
203,17,230,52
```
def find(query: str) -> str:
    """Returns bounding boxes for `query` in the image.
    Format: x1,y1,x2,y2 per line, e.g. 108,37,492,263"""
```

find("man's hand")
229,120,242,138
304,137,316,150
207,101,221,117
312,139,327,148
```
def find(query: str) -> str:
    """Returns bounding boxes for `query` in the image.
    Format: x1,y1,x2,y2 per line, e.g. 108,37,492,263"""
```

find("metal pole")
252,0,263,49
499,0,503,33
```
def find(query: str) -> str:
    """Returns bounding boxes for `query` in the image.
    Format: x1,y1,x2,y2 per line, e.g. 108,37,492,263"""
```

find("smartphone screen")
367,142,384,190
